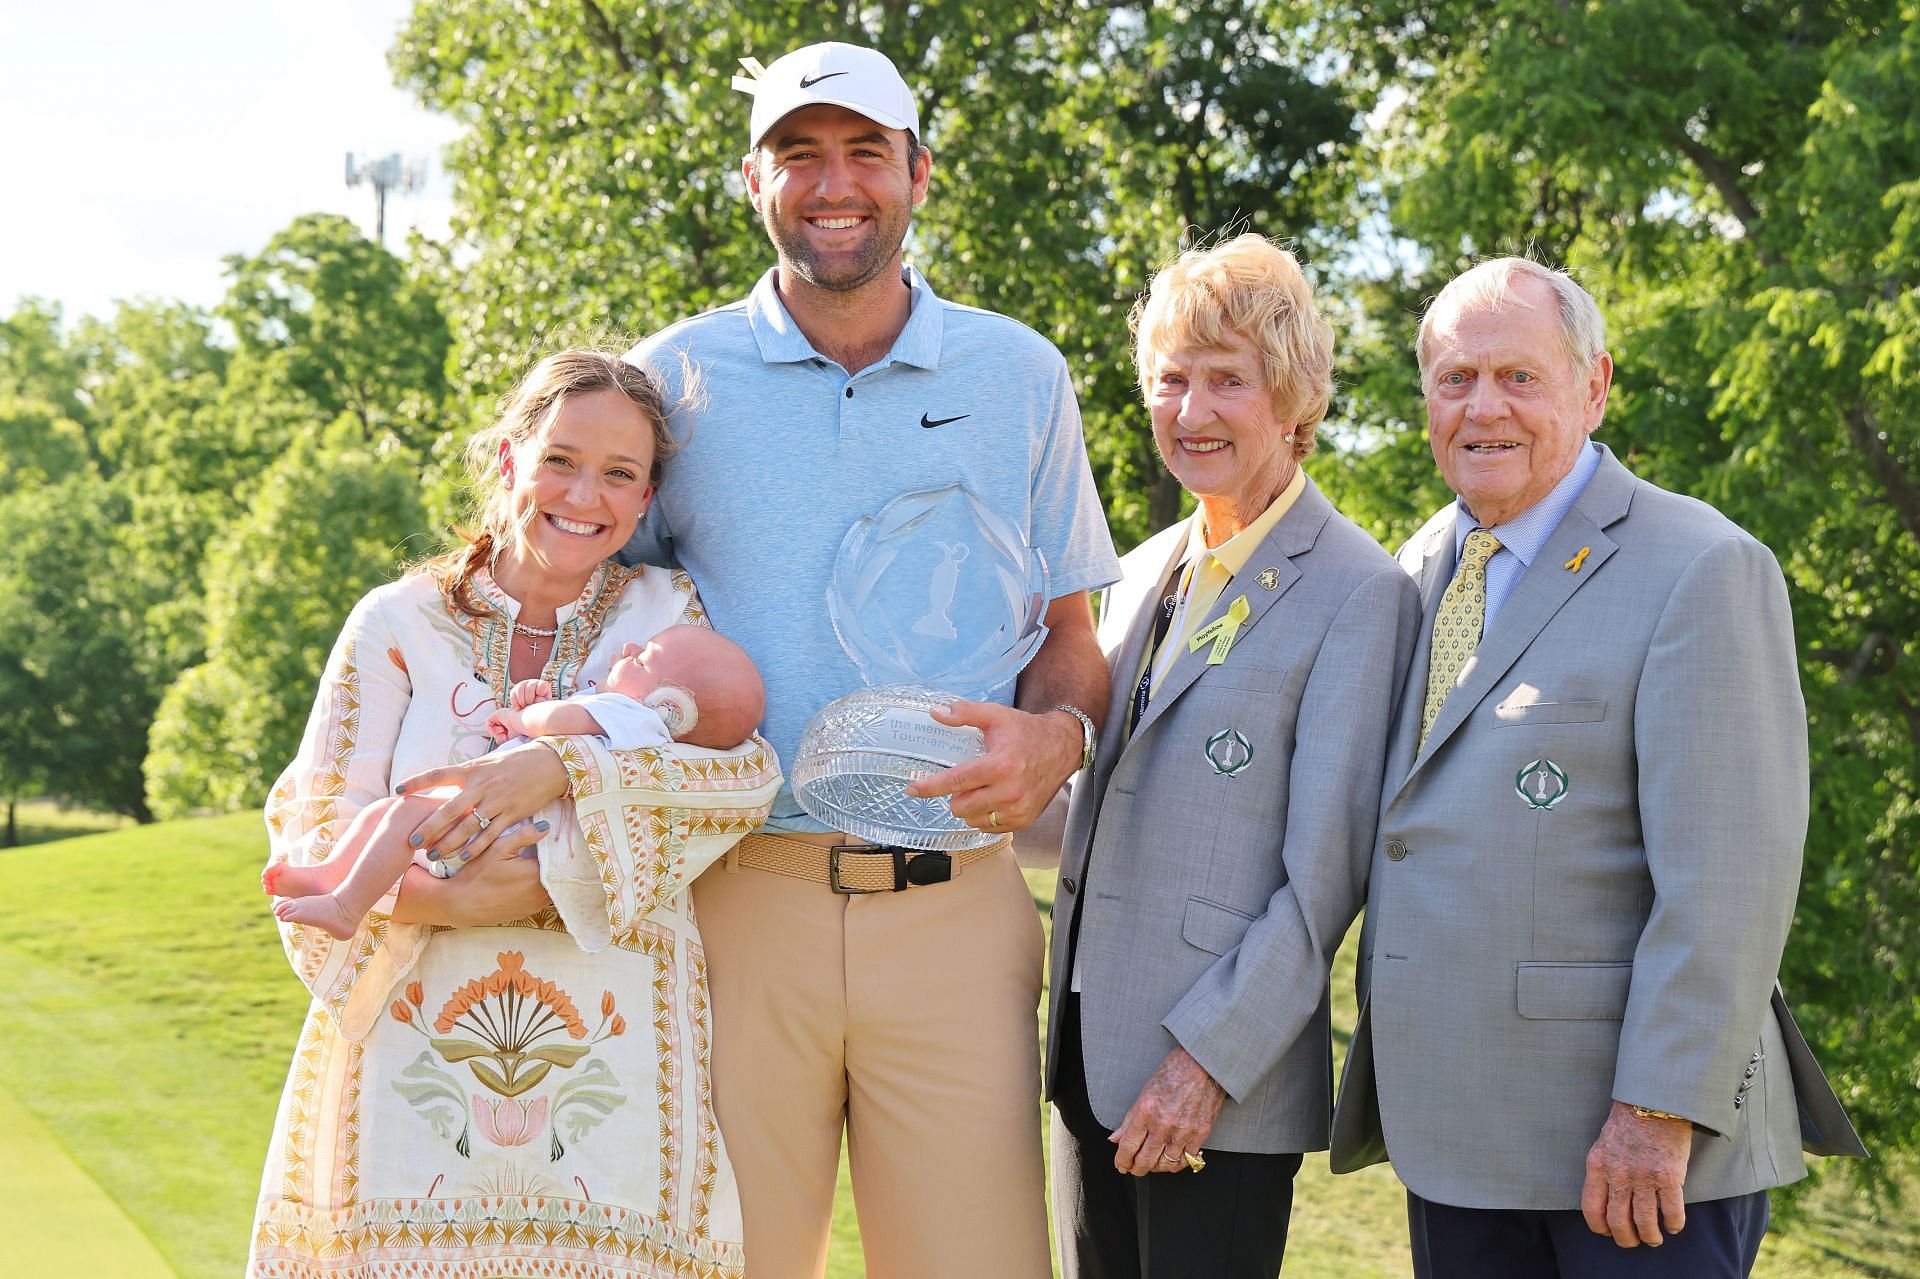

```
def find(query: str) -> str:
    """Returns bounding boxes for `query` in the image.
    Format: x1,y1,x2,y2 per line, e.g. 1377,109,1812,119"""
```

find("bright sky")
0,0,460,325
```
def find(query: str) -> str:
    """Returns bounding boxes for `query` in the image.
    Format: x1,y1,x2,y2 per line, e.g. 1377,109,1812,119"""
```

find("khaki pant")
692,843,1052,1279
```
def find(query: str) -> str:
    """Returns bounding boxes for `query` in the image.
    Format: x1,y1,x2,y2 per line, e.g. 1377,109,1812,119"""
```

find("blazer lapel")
1129,481,1332,744
1398,451,1637,789
1382,518,1455,797
1092,530,1187,787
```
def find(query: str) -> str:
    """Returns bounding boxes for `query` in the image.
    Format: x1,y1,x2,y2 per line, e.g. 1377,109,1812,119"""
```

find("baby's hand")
510,679,555,710
486,709,520,743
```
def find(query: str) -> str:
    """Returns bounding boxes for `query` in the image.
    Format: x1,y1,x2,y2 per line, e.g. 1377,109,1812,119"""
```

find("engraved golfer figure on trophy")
792,484,1049,850
912,542,970,640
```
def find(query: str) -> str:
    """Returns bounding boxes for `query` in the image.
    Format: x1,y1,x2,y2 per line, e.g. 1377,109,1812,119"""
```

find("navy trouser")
1407,1187,1769,1279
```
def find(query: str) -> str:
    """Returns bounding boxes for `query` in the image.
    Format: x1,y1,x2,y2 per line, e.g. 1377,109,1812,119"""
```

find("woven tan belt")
731,831,1010,894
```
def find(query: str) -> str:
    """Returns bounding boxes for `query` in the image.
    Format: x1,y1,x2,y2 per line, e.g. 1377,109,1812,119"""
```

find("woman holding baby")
246,351,776,1279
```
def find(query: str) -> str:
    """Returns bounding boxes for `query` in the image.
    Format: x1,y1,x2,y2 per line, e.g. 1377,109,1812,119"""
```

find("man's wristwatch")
1053,703,1097,773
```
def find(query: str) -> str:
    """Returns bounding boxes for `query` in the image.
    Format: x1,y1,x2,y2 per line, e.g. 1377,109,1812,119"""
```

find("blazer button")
1062,877,1078,895
1385,839,1409,862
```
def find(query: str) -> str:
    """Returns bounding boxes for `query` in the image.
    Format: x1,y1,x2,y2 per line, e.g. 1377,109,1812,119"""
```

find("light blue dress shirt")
1450,442,1603,628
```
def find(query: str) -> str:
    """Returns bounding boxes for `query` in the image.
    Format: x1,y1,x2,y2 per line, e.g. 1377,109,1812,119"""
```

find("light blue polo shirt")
1450,440,1603,627
620,266,1122,831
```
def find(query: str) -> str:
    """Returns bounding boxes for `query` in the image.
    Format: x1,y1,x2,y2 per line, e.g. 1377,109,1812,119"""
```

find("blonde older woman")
247,351,779,1279
1044,236,1420,1279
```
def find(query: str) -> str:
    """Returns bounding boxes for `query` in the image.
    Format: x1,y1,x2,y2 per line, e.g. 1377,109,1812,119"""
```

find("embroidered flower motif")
436,949,586,1038
391,950,625,1098
473,1093,550,1147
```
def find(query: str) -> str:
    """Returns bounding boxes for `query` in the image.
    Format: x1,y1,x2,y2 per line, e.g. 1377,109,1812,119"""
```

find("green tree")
220,213,451,449
145,422,429,817
1321,0,1920,1167
0,472,161,828
84,237,453,691
0,299,90,426
0,393,91,494
75,299,230,480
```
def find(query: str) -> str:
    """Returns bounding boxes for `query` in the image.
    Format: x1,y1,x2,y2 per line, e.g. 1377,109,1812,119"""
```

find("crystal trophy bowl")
791,484,1049,850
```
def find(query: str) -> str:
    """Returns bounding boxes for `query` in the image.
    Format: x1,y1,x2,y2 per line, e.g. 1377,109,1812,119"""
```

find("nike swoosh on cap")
799,71,850,88
920,412,971,429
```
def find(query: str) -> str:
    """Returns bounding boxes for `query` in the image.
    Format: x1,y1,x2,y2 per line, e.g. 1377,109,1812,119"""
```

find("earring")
1283,432,1295,442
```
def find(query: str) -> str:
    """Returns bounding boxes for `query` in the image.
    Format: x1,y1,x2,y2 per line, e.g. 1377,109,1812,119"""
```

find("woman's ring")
475,813,493,831
988,810,1000,829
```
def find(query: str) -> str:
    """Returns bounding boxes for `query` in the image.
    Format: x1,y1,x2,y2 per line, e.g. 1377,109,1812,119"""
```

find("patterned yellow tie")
1421,529,1502,746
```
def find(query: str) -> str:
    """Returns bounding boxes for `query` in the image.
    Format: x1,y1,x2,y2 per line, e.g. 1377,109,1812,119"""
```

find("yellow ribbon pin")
1189,594,1251,665
730,56,769,93
1564,546,1592,572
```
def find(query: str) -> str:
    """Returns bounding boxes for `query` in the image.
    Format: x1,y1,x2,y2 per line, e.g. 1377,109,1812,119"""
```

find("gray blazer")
1046,477,1420,1154
1329,446,1866,1209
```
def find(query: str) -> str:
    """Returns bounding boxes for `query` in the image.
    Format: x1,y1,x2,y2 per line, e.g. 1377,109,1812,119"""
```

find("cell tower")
345,152,428,245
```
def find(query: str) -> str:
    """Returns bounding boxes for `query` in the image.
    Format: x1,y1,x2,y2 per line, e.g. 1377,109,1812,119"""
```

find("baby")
265,624,764,939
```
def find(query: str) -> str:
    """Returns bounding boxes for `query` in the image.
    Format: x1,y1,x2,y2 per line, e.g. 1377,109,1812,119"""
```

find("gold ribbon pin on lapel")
1188,594,1251,665
1564,546,1592,572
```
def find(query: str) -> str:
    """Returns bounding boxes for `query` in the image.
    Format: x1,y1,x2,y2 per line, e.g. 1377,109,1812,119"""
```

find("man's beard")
764,205,909,293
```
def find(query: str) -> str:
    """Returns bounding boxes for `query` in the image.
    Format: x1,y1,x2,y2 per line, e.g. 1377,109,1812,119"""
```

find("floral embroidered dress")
248,562,780,1279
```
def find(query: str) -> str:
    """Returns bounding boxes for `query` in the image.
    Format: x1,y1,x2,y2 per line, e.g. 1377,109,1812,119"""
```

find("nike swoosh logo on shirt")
920,413,972,429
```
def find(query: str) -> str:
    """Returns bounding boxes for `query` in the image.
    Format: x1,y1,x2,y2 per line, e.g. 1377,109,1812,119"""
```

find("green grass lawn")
0,816,1905,1278
0,1081,174,1278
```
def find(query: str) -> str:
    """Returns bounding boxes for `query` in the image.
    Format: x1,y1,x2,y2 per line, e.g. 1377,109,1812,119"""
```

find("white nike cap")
732,42,920,148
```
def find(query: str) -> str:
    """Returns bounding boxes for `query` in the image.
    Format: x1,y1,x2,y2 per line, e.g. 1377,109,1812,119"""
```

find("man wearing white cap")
619,40,1120,1279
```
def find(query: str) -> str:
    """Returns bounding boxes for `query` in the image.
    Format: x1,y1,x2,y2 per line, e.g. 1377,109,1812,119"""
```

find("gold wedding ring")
1184,1151,1206,1173
989,810,1000,829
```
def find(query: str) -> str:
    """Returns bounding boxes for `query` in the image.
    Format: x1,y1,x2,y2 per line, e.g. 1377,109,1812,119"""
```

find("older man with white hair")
1330,257,1865,1278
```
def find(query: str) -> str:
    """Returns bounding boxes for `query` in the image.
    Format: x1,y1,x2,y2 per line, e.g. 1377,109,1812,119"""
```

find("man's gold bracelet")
1629,1105,1687,1122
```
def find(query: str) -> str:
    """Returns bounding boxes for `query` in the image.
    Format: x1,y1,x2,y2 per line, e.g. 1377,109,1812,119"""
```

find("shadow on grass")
1,801,134,849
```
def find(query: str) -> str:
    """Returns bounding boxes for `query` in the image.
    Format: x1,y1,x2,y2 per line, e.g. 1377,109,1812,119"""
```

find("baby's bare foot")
275,895,359,940
264,862,327,899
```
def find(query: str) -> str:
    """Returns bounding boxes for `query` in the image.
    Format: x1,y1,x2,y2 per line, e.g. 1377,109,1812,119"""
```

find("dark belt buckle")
829,843,953,893
828,842,895,894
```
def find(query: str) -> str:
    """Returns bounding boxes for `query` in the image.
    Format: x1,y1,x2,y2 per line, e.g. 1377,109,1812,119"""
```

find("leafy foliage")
221,213,451,449
145,424,430,818
0,219,450,823
0,471,160,822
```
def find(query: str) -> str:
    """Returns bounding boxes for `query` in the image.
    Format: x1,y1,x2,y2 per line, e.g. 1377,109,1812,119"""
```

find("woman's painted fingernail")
534,820,551,832
392,784,407,795
410,833,424,847
424,848,440,861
